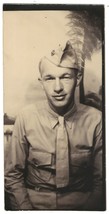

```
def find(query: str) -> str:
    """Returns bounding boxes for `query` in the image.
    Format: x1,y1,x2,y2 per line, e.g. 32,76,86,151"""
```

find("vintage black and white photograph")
3,4,105,211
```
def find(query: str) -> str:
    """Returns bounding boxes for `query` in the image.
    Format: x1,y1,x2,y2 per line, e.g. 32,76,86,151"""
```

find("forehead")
40,58,75,77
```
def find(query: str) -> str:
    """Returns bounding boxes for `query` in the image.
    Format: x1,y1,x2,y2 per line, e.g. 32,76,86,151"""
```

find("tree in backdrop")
66,7,104,109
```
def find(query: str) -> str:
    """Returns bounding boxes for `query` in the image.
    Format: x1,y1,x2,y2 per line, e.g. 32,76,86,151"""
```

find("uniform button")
35,186,40,191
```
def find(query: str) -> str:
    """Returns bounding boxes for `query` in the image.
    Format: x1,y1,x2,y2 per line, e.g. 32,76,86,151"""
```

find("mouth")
52,94,66,101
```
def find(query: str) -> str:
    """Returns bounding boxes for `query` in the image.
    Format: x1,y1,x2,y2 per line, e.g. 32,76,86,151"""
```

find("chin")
52,102,67,108
51,99,74,113
52,103,69,112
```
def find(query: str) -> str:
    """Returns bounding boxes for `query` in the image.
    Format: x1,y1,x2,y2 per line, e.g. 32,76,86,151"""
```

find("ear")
38,77,44,89
76,72,82,87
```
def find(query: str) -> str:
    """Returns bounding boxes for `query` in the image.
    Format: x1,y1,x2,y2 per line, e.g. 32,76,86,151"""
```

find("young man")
5,41,103,210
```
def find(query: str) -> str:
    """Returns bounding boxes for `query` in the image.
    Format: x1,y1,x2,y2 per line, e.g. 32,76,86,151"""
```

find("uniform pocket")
70,151,91,175
28,150,52,181
31,151,52,166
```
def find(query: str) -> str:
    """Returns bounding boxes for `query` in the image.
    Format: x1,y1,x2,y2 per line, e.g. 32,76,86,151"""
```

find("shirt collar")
44,100,77,129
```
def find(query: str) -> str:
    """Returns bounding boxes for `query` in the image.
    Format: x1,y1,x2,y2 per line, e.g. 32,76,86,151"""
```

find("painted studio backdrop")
3,5,104,159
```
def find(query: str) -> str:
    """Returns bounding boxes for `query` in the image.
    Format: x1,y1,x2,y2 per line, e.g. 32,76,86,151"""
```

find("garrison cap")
40,40,79,70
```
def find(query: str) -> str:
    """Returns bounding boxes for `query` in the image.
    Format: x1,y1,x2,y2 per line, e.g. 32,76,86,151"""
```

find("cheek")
43,83,53,95
63,80,77,92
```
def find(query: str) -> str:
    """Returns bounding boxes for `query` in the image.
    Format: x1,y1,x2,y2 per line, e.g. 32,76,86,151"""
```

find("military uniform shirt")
5,101,103,210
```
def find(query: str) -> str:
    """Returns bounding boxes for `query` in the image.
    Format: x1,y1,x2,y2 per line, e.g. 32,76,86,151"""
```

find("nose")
54,78,63,93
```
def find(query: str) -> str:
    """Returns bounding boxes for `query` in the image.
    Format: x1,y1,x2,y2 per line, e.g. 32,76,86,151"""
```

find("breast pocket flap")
31,151,52,166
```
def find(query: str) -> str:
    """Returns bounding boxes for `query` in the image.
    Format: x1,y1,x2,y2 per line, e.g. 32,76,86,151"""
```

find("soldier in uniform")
5,41,103,210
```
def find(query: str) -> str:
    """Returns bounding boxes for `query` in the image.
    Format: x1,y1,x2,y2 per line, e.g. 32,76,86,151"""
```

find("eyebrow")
43,72,72,78
43,74,54,78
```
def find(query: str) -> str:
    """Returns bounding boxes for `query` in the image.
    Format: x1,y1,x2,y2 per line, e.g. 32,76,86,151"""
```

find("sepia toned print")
4,4,105,211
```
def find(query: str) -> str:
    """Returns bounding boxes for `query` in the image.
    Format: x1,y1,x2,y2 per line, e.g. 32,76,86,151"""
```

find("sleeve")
82,116,104,210
5,113,33,210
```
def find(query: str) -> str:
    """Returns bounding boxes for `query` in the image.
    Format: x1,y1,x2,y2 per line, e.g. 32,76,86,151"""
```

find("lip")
53,94,66,101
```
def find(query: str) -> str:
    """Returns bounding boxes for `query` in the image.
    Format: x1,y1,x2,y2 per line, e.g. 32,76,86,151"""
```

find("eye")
44,76,55,81
61,75,71,79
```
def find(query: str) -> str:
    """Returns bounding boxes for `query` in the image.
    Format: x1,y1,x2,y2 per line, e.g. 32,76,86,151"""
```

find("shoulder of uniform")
15,103,39,118
22,104,37,113
76,103,102,121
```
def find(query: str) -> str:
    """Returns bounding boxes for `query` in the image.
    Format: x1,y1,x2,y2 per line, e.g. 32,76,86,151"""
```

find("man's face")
40,59,80,113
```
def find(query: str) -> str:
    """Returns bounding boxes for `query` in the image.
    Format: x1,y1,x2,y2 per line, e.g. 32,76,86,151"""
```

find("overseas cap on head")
40,40,79,70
